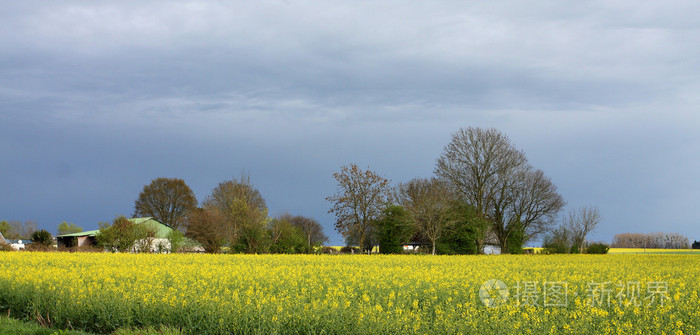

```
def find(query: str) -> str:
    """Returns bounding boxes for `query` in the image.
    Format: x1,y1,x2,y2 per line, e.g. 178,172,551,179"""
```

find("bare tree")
497,169,564,250
185,206,228,253
134,177,198,231
436,127,564,253
612,232,690,249
396,178,454,255
564,206,601,253
543,224,573,253
4,220,37,239
327,164,391,253
436,127,527,217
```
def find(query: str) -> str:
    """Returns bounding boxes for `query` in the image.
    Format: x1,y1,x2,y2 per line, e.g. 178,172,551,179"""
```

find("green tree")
96,216,151,252
268,216,305,254
31,229,53,247
458,203,490,254
166,229,186,253
0,220,9,237
57,221,83,235
327,164,391,253
134,177,198,231
234,216,270,253
505,221,524,254
436,203,484,255
375,205,414,254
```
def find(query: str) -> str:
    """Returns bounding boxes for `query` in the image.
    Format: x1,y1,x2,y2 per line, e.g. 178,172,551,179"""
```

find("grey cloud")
1,1,699,244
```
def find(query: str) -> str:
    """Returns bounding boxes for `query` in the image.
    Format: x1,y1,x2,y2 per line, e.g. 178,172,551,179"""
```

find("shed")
56,230,100,248
56,217,174,252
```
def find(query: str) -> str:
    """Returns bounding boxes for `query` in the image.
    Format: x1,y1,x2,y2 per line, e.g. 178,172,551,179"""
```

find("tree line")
611,232,690,249
7,175,329,254
125,175,328,254
0,220,37,240
8,126,692,255
327,127,585,254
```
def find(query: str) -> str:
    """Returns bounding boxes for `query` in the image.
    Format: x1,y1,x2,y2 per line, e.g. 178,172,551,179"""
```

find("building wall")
10,241,27,250
77,236,92,247
132,237,172,253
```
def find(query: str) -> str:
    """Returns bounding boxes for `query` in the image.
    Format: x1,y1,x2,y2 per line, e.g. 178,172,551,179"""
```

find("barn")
56,217,174,252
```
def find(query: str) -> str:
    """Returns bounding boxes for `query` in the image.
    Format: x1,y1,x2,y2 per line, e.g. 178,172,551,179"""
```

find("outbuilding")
56,217,174,252
56,230,99,248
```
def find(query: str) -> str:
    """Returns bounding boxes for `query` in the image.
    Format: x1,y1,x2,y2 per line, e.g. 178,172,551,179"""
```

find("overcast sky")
2,1,699,246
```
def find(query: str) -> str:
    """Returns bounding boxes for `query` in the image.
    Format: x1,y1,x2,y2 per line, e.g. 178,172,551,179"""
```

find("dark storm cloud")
2,1,699,244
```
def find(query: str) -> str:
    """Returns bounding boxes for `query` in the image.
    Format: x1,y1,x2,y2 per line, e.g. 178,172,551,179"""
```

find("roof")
0,231,7,244
57,229,100,238
132,217,173,238
57,217,174,238
6,239,32,244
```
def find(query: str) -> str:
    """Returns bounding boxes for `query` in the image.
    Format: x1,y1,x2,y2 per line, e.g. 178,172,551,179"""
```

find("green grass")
0,315,92,335
0,315,183,335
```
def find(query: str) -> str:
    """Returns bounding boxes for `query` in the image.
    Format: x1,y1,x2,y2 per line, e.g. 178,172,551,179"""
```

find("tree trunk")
476,239,485,255
432,242,436,255
499,238,508,255
359,232,365,255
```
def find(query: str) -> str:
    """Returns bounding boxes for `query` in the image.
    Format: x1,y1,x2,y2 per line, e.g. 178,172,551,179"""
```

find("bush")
436,203,479,255
569,245,581,254
26,243,55,252
586,242,610,254
505,224,524,254
376,205,414,254
31,229,53,247
0,242,13,252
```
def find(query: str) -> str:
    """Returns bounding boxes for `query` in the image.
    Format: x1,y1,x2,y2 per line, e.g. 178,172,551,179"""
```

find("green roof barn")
57,217,174,251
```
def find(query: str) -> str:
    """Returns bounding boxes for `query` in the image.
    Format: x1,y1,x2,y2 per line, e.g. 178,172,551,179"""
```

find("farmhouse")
5,239,33,250
0,231,6,244
57,217,174,252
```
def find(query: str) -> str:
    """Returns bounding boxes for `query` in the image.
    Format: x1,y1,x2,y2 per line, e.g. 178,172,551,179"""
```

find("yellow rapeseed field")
0,252,698,334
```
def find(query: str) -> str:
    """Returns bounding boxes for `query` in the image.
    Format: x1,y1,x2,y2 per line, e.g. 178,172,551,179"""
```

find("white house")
5,239,31,251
